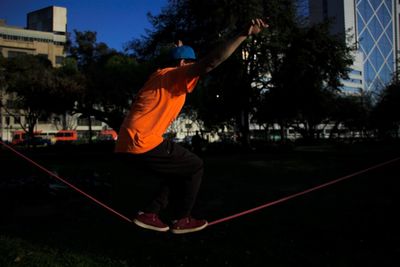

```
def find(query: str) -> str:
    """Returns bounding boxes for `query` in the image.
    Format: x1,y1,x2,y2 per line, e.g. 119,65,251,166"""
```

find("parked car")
17,136,51,147
98,130,118,141
11,130,42,145
54,130,78,143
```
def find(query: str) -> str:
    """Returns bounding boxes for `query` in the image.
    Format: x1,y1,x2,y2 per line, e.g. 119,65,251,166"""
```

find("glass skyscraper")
357,0,395,91
308,0,400,94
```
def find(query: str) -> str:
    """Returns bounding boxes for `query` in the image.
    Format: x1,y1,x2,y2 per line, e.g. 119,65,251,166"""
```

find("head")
170,45,196,67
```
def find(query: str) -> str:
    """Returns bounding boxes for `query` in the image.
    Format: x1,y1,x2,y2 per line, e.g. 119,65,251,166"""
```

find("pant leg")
137,139,204,218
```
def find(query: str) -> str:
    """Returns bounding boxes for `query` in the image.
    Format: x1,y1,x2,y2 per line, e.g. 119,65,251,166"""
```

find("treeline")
0,0,399,144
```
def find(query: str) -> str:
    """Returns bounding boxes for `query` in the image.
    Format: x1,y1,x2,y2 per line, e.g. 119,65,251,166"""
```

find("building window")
0,33,65,45
5,116,10,126
77,117,87,126
350,70,362,76
14,116,21,124
92,119,102,126
38,114,51,123
6,99,18,109
55,56,64,65
349,78,363,84
7,51,27,58
38,53,48,59
341,86,362,93
77,117,102,126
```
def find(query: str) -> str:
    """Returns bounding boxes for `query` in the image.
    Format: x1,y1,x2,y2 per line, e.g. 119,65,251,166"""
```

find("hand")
175,40,183,47
246,19,268,36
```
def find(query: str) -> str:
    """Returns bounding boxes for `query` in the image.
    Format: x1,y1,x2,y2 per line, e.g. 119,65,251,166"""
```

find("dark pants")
117,139,203,219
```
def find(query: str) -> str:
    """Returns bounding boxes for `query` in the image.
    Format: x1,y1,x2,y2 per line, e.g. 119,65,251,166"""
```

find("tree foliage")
67,31,149,132
127,0,301,145
256,22,354,140
4,55,55,138
3,0,397,145
372,80,400,138
329,93,374,139
127,0,354,144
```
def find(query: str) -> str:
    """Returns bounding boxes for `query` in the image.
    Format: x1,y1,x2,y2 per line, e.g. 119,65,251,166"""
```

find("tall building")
308,0,400,94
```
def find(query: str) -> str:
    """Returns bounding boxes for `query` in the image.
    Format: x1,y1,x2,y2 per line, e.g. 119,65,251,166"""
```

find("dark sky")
0,0,168,51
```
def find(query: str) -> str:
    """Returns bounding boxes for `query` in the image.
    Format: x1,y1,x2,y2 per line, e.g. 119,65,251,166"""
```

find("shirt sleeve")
165,65,199,95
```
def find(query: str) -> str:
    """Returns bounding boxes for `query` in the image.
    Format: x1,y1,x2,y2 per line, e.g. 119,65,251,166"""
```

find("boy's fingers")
251,18,268,29
258,19,266,27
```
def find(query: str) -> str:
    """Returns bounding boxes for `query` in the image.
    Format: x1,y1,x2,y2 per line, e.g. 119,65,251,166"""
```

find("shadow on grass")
1,142,400,266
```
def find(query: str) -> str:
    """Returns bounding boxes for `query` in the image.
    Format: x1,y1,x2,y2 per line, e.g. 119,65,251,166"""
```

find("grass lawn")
1,142,400,266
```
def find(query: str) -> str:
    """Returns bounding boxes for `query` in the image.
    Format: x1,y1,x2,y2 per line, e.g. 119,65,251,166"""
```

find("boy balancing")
115,19,267,234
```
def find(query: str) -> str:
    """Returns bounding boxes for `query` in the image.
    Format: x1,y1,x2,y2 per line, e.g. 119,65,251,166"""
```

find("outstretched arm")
187,19,268,76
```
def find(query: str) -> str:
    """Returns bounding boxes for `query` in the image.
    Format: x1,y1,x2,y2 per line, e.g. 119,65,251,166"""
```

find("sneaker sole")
170,222,208,234
133,219,170,232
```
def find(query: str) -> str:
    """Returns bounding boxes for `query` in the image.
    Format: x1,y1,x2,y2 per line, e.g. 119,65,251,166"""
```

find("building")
0,6,67,67
27,6,67,34
308,0,400,94
0,6,108,143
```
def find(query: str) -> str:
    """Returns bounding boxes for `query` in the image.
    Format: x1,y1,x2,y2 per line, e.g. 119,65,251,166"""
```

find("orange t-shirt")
115,65,199,154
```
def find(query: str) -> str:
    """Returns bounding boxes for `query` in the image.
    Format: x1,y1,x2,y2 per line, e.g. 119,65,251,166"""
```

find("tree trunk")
88,115,93,144
279,121,286,144
238,110,250,149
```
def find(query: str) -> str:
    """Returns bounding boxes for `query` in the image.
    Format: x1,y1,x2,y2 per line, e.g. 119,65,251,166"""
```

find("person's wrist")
239,27,251,38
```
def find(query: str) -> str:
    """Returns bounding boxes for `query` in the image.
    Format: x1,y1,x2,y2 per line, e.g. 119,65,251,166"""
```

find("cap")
170,45,196,60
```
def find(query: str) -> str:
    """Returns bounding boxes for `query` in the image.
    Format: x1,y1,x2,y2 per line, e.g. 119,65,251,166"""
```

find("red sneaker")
171,217,208,234
133,212,170,232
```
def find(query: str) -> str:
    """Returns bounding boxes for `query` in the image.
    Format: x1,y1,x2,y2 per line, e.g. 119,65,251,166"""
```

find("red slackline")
1,140,399,228
0,140,132,223
208,156,400,226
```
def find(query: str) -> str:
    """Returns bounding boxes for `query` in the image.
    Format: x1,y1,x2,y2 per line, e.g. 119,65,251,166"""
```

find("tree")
127,0,296,147
372,80,400,139
329,93,374,140
84,53,149,131
255,22,354,142
126,0,354,146
49,57,85,130
4,55,55,139
67,31,149,134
